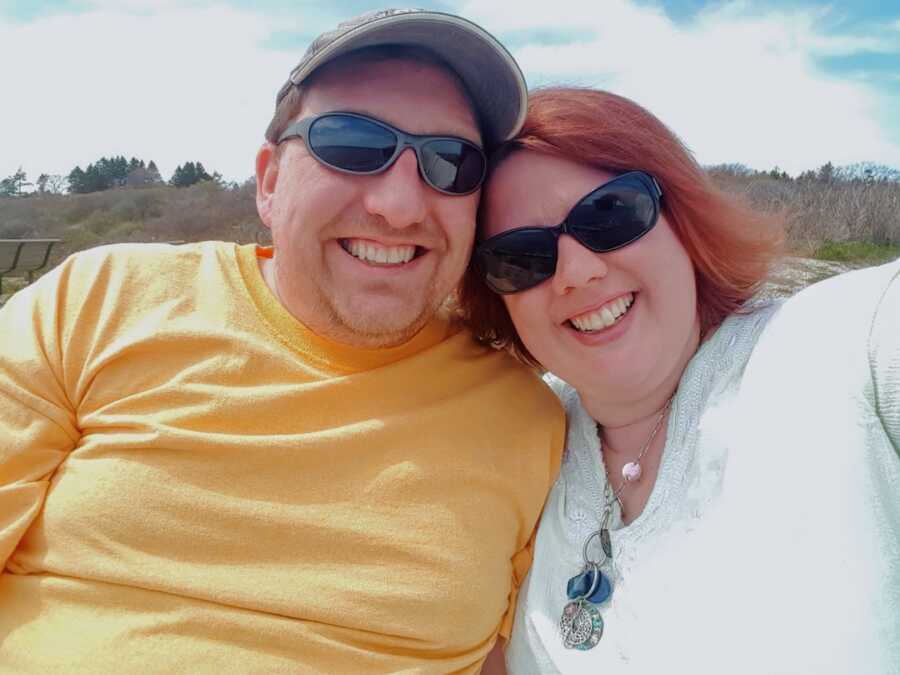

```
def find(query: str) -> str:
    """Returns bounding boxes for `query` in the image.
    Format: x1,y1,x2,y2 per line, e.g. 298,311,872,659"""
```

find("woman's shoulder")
542,372,571,401
716,299,783,344
682,299,782,389
542,373,589,422
541,372,602,466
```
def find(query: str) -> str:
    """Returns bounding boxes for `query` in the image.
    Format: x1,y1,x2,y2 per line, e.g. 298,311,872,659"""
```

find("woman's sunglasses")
277,111,487,196
475,171,663,294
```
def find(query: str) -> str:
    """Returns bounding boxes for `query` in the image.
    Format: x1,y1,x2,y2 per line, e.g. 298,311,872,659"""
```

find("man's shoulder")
11,241,243,326
49,241,238,299
446,329,559,394
448,339,566,485
63,240,233,277
444,331,565,432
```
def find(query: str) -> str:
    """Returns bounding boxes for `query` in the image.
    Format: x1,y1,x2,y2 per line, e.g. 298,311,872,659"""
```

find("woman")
461,88,900,674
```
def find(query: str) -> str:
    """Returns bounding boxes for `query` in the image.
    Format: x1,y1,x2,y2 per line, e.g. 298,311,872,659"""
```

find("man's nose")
551,234,608,295
362,148,428,229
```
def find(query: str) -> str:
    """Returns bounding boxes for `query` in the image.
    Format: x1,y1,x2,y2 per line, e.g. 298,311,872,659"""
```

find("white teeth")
387,248,403,264
345,239,416,265
570,293,634,333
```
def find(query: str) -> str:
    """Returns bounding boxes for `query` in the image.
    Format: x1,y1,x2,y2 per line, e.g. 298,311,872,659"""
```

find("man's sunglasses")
475,171,663,294
277,112,487,196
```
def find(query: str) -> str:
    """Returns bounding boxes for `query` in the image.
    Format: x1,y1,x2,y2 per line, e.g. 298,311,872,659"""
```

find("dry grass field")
1,169,898,307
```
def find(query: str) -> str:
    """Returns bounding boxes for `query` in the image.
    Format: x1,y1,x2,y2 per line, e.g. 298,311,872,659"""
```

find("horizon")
2,0,900,184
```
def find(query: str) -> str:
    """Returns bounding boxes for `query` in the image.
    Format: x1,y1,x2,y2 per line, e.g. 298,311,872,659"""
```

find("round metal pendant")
559,600,603,650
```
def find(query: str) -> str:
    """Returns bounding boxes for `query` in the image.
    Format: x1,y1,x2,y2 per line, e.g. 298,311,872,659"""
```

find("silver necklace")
558,397,672,651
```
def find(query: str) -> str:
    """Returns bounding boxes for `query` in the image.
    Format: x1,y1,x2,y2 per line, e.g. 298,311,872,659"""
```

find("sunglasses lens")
476,173,661,294
420,140,486,194
477,229,558,294
308,115,397,172
569,174,658,250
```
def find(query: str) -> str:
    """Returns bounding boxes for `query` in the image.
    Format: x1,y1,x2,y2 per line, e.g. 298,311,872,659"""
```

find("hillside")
1,167,899,283
0,180,265,273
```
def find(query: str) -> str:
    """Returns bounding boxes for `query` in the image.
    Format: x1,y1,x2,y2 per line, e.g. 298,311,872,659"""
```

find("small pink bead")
622,462,642,482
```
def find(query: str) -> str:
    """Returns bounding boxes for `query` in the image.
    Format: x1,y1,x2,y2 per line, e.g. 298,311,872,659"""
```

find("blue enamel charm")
566,568,612,605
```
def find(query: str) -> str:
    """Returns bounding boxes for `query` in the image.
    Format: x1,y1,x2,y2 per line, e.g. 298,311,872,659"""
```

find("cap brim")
287,12,526,146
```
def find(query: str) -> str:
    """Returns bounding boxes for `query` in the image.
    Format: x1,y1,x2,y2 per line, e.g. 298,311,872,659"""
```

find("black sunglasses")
277,112,487,196
475,171,663,294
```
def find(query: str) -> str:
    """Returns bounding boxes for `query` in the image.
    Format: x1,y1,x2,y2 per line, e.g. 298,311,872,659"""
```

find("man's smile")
339,237,427,267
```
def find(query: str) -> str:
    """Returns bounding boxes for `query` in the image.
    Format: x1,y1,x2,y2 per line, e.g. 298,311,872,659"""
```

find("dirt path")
759,256,855,300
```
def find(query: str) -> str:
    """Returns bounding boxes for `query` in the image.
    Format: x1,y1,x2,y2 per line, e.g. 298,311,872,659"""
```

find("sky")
1,0,899,184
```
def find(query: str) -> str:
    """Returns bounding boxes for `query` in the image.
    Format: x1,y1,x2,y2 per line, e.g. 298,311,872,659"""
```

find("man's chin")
333,303,435,349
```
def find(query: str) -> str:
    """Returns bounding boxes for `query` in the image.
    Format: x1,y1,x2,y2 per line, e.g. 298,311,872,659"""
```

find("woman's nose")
551,234,608,295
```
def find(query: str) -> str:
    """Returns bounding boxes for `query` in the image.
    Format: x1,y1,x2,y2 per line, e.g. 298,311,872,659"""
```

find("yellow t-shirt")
0,242,564,674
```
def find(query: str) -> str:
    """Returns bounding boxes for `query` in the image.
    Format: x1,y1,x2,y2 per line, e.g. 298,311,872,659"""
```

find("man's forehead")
299,58,482,142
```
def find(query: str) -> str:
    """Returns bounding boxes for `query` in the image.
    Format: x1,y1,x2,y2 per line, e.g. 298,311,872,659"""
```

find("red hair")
459,87,784,365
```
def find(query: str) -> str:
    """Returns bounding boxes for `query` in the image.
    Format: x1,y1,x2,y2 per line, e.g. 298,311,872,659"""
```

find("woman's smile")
567,292,635,333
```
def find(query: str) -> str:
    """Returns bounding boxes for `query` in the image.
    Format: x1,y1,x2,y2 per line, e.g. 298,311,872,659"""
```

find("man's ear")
256,142,279,228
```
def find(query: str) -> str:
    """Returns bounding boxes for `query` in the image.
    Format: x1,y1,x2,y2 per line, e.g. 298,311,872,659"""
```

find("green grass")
812,240,900,265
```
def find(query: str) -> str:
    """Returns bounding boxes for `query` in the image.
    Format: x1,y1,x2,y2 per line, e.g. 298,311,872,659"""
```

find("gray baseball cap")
275,9,527,146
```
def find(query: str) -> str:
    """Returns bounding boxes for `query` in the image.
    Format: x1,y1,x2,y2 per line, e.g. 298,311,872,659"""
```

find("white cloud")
82,0,196,9
0,4,301,183
1,0,898,185
462,0,900,173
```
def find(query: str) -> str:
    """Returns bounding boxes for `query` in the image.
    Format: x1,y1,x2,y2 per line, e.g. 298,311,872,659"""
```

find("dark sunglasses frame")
475,171,663,294
276,111,487,196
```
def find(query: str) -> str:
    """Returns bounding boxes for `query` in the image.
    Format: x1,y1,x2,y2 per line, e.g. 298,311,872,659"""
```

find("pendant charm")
560,599,603,650
622,461,642,482
566,567,612,605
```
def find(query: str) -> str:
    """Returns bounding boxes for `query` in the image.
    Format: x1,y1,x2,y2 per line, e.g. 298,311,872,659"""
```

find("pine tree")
169,164,185,187
183,162,198,186
0,168,31,196
113,156,129,186
83,163,108,192
195,162,212,182
817,162,834,183
0,168,27,197
147,160,162,184
169,160,218,187
68,166,87,193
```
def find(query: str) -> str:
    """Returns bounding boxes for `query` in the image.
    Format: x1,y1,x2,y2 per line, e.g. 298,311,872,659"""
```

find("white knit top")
506,260,900,675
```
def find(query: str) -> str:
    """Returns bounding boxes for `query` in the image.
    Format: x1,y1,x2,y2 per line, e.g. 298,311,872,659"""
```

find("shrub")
0,221,32,238
812,240,900,265
81,210,119,236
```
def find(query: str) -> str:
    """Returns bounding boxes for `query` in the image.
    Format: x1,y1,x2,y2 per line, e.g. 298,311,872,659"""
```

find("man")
0,9,563,673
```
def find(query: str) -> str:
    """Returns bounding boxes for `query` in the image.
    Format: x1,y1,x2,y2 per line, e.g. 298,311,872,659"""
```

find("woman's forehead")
482,151,614,235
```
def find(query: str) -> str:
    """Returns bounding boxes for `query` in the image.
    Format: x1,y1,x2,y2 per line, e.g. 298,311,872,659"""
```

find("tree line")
0,157,223,197
4,158,897,199
707,161,900,184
